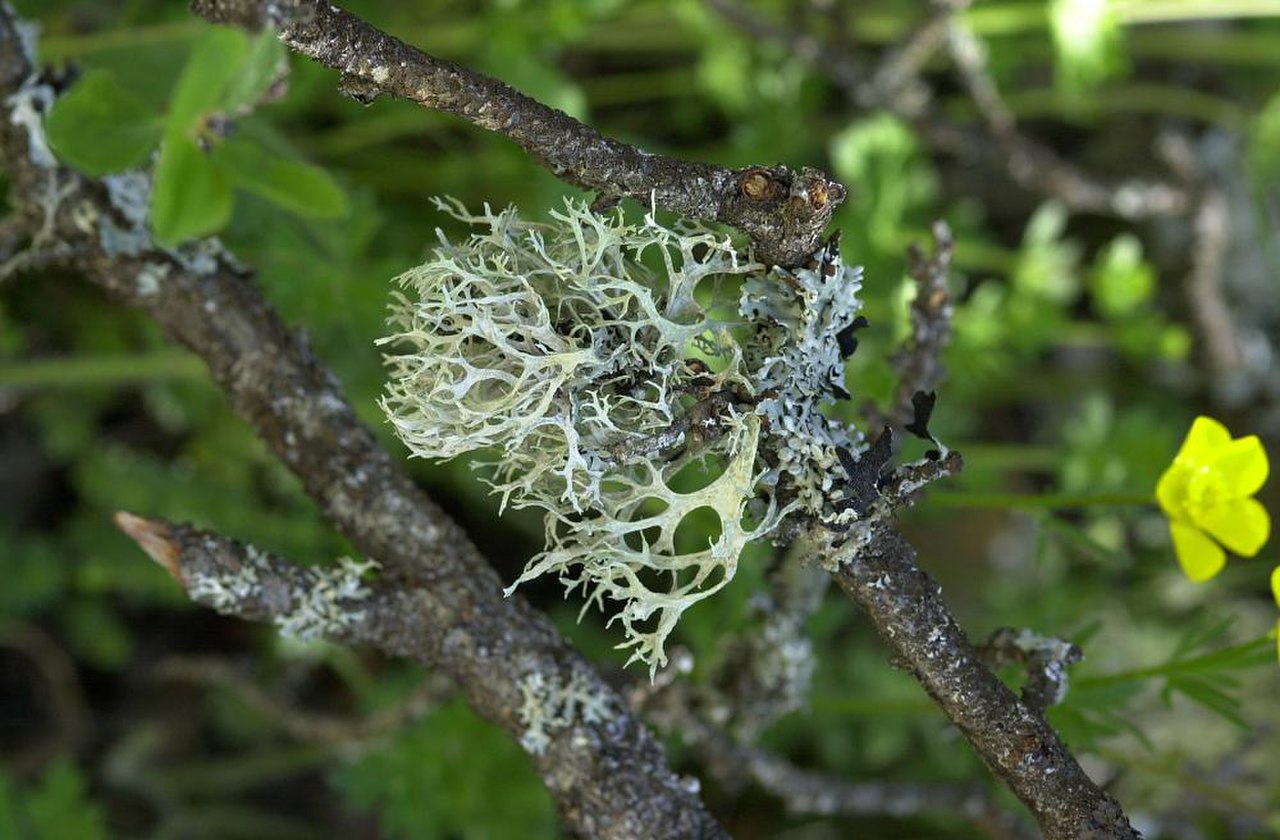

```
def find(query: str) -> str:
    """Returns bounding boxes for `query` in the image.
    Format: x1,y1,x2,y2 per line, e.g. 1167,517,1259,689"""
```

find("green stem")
1076,637,1274,688
1116,1,1280,24
998,85,1247,129
954,443,1061,471
0,353,206,389
810,695,940,717
924,491,1153,510
39,21,201,61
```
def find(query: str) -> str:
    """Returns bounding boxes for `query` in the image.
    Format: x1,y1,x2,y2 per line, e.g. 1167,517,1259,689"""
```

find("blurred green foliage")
4,0,1280,837
0,759,108,840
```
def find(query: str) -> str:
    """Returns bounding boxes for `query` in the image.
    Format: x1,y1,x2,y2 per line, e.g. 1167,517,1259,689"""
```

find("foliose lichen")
189,550,380,642
516,668,612,755
379,198,866,674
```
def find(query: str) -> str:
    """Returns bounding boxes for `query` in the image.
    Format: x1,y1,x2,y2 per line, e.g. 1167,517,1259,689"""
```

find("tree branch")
0,9,725,834
823,523,1135,839
111,512,722,838
1,2,1142,835
189,0,842,267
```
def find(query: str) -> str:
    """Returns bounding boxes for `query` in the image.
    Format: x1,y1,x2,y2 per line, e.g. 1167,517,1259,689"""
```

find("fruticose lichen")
380,198,866,674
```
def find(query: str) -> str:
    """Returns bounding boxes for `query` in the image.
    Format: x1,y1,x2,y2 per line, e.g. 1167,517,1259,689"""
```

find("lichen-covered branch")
111,513,721,838
976,627,1083,712
823,525,1136,839
189,0,841,267
0,11,725,834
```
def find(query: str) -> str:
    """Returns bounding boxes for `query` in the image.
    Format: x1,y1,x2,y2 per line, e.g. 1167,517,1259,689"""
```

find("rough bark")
826,525,1138,840
190,0,843,267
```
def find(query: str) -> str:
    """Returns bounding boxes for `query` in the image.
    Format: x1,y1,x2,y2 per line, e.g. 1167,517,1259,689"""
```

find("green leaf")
331,699,557,840
220,29,287,114
1050,0,1127,97
213,136,348,219
168,26,251,131
1164,677,1249,729
1090,234,1155,318
1015,202,1079,303
45,70,162,175
19,759,108,840
1248,90,1280,182
151,134,232,246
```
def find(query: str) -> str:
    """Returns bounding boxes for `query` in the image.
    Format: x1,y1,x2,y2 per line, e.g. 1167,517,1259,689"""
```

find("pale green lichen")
380,198,865,674
516,668,612,755
189,552,379,642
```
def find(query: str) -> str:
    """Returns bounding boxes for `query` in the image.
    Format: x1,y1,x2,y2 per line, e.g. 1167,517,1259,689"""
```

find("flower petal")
1196,497,1270,558
1155,464,1187,517
1176,416,1231,467
1169,520,1226,582
1271,565,1280,608
1207,435,1269,498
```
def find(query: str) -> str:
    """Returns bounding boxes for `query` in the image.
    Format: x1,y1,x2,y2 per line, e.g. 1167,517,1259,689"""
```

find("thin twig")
1187,187,1243,378
0,621,90,776
707,0,1189,221
644,681,1035,840
822,524,1135,839
874,219,955,429
976,627,1083,712
944,18,1187,220
156,656,451,744
189,0,843,267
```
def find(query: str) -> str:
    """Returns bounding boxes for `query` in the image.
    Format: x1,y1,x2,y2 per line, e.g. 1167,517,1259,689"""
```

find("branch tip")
113,511,183,581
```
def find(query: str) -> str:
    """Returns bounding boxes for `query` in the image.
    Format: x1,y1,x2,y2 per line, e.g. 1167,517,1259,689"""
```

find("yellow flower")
1272,566,1280,662
1155,416,1270,582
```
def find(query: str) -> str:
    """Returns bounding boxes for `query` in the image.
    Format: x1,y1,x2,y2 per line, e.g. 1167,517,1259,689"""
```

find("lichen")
188,550,380,642
274,556,379,641
516,667,612,755
5,76,57,169
380,198,866,674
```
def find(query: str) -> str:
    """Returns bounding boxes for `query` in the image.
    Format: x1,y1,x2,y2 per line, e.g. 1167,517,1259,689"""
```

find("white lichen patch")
516,668,612,755
380,198,866,674
188,546,264,611
740,239,867,524
274,556,380,641
5,77,57,168
188,550,380,642
135,262,169,296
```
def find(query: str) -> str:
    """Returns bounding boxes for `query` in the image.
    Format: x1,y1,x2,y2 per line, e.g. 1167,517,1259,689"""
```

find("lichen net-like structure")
379,199,867,674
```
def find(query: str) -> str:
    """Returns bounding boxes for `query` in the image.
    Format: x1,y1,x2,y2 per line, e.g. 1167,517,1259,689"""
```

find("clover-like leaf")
219,29,288,115
168,26,252,131
213,135,347,219
45,71,162,176
151,133,232,247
